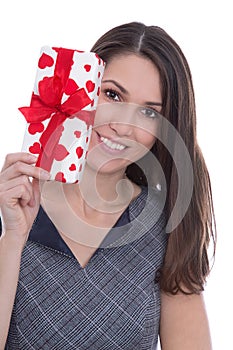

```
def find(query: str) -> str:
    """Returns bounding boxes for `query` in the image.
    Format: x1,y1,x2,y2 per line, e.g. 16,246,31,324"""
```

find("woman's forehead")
103,54,162,104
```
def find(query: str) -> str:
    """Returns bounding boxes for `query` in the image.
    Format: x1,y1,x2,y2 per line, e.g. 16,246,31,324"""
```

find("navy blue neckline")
28,204,131,258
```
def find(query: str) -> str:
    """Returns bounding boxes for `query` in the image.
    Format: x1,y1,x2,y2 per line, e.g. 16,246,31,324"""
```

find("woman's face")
87,53,162,175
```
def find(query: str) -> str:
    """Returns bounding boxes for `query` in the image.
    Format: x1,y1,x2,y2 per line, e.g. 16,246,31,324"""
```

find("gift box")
19,46,105,183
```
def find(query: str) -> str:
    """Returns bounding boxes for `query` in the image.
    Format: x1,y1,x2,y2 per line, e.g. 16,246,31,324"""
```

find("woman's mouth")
100,136,126,151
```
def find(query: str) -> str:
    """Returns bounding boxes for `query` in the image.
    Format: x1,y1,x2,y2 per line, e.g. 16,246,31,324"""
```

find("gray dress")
4,186,168,349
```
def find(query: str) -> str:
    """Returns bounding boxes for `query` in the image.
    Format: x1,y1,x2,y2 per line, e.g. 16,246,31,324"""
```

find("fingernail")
41,170,51,180
28,154,38,162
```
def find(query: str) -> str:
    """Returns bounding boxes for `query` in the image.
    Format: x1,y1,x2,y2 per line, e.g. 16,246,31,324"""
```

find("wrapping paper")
19,46,105,183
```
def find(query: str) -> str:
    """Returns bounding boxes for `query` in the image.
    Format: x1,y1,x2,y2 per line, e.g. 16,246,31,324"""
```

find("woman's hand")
0,152,51,247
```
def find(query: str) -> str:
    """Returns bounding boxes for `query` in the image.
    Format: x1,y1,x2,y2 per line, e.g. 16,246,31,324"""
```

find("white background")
0,1,232,348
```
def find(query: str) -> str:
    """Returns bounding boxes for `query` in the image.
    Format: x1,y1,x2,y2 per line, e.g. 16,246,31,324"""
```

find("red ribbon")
19,48,94,172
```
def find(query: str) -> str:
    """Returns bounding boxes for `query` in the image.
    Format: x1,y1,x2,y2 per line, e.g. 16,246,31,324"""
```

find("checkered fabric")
4,187,168,349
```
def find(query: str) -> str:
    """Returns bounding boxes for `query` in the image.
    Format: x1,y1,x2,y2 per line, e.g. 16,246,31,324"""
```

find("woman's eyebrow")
145,101,163,107
102,79,129,95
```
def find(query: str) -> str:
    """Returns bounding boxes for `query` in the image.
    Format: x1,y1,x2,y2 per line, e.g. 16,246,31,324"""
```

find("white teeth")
100,136,126,151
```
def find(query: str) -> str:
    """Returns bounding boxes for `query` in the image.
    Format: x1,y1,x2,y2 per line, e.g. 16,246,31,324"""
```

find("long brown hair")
91,22,216,294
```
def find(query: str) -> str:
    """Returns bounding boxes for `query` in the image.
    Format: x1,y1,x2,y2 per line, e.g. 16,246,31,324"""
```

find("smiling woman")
0,21,216,350
87,54,161,174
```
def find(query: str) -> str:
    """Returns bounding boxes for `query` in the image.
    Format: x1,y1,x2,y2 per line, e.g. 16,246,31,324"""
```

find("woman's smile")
96,131,127,152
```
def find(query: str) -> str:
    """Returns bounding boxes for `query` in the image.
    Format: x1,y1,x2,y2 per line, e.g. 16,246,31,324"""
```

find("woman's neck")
72,165,137,216
40,165,141,219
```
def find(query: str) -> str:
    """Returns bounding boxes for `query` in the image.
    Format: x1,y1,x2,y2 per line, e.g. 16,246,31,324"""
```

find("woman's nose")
109,103,136,137
109,120,133,137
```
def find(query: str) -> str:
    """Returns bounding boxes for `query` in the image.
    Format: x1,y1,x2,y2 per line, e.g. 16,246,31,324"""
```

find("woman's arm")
0,152,50,349
159,291,212,350
0,235,25,349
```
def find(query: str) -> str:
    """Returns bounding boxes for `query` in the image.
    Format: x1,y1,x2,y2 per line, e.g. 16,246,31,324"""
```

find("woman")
0,22,216,349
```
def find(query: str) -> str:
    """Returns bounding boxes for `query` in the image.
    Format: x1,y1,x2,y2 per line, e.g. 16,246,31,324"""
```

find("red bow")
19,48,94,172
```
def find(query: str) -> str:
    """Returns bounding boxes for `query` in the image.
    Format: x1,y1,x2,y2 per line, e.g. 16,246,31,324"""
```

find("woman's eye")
105,89,121,102
139,107,159,119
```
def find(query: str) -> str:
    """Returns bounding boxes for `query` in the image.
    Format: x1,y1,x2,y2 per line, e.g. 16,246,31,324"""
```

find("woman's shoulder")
104,185,168,249
129,185,166,222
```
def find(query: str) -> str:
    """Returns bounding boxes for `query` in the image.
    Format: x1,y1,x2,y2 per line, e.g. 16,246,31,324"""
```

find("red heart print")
55,172,66,183
54,144,69,161
74,130,81,138
86,80,95,93
28,122,44,135
76,146,83,159
95,53,101,65
86,137,89,143
78,164,82,172
38,53,54,69
69,163,76,171
97,86,100,96
64,78,79,95
84,64,91,72
29,142,41,154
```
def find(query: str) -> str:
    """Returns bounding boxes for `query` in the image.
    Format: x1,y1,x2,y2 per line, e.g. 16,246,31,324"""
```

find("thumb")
30,178,42,208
